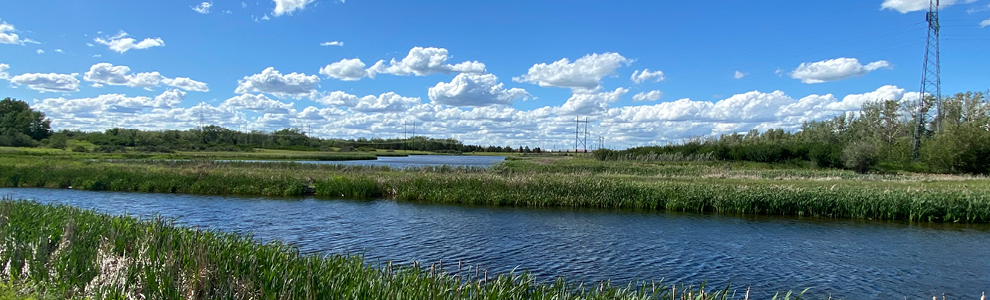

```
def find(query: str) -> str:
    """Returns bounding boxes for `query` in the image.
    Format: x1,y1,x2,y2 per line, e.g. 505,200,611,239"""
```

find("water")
259,155,505,169
3,188,989,299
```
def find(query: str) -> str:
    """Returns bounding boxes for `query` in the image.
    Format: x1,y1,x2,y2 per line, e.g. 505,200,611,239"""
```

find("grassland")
1,155,989,223
0,200,784,300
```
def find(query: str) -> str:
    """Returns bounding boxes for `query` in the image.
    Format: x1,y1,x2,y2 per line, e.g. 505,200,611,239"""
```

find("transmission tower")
574,117,589,153
913,0,942,159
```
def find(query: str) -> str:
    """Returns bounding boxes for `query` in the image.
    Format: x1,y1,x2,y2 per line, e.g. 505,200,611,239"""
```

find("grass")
0,199,795,300
1,156,990,223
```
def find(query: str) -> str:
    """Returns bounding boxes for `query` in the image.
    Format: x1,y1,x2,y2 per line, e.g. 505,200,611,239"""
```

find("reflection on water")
2,188,988,299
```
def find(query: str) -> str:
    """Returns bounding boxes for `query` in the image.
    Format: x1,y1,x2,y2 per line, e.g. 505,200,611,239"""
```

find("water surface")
252,154,505,169
3,188,988,299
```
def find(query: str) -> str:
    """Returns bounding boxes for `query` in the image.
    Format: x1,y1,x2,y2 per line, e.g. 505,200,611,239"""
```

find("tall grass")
0,200,777,300
2,157,990,223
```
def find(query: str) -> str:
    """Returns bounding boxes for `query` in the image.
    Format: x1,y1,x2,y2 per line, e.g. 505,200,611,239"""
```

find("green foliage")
841,141,878,174
47,133,67,150
0,98,52,142
596,91,990,175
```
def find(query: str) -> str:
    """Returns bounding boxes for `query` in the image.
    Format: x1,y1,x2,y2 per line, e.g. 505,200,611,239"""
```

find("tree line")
0,97,544,154
595,91,990,174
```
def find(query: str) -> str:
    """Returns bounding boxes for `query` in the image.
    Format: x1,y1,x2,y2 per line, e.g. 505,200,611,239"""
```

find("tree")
0,98,52,141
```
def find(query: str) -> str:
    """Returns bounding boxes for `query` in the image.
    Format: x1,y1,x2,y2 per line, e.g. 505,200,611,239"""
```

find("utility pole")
574,117,589,153
913,0,942,160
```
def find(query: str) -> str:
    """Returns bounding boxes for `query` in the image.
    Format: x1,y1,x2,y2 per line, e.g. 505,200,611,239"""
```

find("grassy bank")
2,156,990,223
0,200,771,300
0,147,392,161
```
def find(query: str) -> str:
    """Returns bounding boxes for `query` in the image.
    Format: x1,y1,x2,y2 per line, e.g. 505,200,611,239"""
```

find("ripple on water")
2,188,989,299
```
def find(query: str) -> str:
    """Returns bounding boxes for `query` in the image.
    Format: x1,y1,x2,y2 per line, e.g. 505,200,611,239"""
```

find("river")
2,188,988,299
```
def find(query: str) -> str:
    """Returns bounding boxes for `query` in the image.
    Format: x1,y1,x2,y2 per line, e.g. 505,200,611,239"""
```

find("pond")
2,188,988,299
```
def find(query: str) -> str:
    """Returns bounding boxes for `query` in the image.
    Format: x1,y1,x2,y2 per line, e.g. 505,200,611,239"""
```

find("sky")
1,0,988,149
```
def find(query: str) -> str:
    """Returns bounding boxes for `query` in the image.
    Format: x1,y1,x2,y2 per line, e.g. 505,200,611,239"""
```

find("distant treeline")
57,126,546,153
595,91,990,174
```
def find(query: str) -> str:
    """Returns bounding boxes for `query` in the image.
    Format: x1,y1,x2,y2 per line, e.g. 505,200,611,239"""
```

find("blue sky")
1,0,988,149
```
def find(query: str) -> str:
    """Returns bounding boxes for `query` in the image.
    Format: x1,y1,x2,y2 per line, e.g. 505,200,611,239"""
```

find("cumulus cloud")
94,31,165,53
272,0,316,16
514,53,632,91
319,58,369,81
10,73,80,93
0,19,35,45
0,63,8,80
192,2,212,14
222,94,295,114
631,69,665,84
34,89,187,121
320,47,485,81
558,88,629,116
428,74,532,107
36,49,44,54
632,90,663,102
83,63,209,92
882,0,964,13
981,18,990,27
314,91,420,112
320,41,344,46
790,58,892,84
368,47,486,77
235,67,320,98
734,71,747,79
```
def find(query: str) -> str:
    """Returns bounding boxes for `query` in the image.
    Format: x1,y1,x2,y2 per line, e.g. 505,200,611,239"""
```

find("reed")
2,157,989,223
0,200,772,300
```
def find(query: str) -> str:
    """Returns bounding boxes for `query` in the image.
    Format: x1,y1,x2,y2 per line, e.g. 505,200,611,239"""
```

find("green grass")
1,199,785,300
1,156,989,223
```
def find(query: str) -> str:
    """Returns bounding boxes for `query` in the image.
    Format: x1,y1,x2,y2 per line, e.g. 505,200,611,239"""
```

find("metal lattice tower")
574,117,589,153
912,0,942,159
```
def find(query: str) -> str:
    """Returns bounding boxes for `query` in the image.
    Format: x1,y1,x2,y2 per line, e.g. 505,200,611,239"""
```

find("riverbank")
0,199,753,299
1,156,989,223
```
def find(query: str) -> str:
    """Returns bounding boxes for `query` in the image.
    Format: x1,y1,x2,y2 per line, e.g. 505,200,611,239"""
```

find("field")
0,200,778,300
1,154,989,223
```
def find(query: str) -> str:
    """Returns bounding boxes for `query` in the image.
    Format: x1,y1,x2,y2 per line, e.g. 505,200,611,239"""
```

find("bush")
842,141,878,174
71,145,88,153
49,133,68,149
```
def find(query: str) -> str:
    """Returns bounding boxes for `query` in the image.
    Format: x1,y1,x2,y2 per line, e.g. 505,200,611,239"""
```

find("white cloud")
36,49,44,54
314,91,421,112
428,73,532,107
790,57,892,84
0,63,9,80
235,67,320,98
734,71,747,79
272,0,316,16
161,77,210,92
881,0,963,13
9,73,80,93
514,52,632,91
0,19,34,45
83,63,209,92
352,92,421,112
319,58,369,81
320,41,344,46
222,94,295,114
632,90,663,102
981,18,990,27
34,90,187,121
94,31,165,53
368,47,486,77
192,2,213,14
54,49,63,53
631,69,665,84
558,88,628,116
